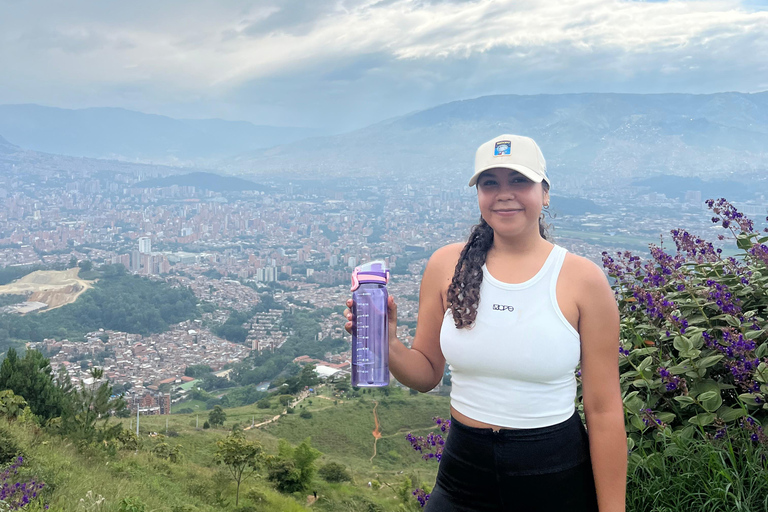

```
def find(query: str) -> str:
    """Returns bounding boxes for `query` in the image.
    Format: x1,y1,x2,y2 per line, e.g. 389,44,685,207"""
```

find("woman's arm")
346,244,459,392
576,258,627,512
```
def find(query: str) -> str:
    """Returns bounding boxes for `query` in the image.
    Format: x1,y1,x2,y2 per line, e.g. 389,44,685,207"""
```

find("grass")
1,387,448,511
626,431,768,512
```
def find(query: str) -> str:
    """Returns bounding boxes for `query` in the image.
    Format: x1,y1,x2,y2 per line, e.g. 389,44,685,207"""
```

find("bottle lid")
351,260,389,291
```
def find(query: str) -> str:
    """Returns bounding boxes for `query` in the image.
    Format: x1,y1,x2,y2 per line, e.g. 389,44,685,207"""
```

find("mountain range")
1,92,767,187
0,104,318,164
229,92,768,184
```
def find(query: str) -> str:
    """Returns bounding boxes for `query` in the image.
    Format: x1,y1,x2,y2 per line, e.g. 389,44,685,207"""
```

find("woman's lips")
493,209,523,216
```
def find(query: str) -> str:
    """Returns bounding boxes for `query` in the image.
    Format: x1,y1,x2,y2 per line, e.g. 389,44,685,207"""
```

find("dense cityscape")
1,162,767,412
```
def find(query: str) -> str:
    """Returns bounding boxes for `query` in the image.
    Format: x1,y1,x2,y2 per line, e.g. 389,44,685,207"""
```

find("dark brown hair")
446,191,552,329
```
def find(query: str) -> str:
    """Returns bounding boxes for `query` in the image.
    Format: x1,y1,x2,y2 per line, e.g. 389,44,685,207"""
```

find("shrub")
176,408,194,414
256,399,271,409
170,506,197,512
203,421,210,429
0,426,22,465
602,198,768,447
299,409,312,419
117,497,146,512
245,488,267,503
318,461,352,483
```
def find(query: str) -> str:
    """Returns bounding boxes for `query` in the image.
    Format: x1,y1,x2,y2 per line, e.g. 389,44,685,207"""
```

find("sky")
1,0,767,131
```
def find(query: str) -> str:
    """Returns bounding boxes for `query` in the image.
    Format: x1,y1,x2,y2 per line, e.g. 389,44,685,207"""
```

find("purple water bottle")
351,261,390,387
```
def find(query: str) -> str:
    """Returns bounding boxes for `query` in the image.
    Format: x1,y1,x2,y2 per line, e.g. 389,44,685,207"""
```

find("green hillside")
1,386,447,511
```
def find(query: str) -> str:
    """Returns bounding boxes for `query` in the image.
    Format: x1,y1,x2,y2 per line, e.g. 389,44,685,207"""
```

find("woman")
345,134,626,511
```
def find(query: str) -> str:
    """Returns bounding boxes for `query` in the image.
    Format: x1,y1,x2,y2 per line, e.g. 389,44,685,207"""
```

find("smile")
493,209,523,216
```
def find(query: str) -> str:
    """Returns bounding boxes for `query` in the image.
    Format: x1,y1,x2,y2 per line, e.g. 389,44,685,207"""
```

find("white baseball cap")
469,134,549,188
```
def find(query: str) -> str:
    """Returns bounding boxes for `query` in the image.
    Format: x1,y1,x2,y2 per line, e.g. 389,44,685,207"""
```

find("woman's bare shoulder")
427,243,464,274
562,252,609,288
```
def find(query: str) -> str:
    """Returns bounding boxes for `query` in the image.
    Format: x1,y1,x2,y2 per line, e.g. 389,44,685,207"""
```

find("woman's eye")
480,180,497,187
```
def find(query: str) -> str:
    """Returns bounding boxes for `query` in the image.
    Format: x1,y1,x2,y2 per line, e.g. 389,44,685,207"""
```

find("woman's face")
476,168,549,238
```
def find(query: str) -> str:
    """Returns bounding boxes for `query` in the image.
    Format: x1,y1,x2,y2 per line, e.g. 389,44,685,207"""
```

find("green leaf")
717,407,746,422
738,393,763,407
736,236,753,250
631,347,658,357
631,379,649,388
673,396,696,407
655,412,676,425
630,415,645,431
622,391,640,403
755,362,768,384
699,391,722,413
679,349,702,359
724,315,741,327
673,336,692,353
688,413,716,426
697,355,724,369
637,356,653,373
689,332,704,349
755,341,768,357
746,330,765,341
669,363,692,375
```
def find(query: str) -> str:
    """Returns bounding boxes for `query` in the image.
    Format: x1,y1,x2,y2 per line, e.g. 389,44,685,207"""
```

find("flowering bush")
602,198,767,450
404,198,768,507
0,457,46,510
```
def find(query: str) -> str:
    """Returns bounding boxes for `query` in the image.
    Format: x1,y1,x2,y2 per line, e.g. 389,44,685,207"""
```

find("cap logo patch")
494,140,511,157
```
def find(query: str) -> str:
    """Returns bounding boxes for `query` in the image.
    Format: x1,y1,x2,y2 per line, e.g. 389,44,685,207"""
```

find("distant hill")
0,104,319,163
632,175,757,200
230,92,768,190
133,171,268,192
549,196,604,216
0,134,20,155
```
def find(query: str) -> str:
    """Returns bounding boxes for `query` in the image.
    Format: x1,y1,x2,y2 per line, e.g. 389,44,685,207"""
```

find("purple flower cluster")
748,243,768,267
640,408,665,429
740,417,768,446
406,417,450,461
658,367,687,393
0,456,46,510
705,280,742,316
412,488,430,507
702,329,763,392
706,198,755,233
671,229,720,263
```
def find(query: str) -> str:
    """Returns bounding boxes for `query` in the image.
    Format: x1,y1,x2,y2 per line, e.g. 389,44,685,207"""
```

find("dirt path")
370,400,382,463
244,390,310,430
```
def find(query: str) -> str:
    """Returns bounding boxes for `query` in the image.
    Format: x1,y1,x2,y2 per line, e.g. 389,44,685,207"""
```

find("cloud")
0,0,766,129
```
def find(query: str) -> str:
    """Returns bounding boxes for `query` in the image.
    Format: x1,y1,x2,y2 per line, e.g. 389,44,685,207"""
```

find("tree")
268,437,322,493
318,461,352,483
208,405,226,427
68,255,78,268
0,390,27,422
0,348,67,421
292,437,322,487
184,364,213,378
78,260,93,272
58,367,126,442
214,431,263,506
266,459,303,493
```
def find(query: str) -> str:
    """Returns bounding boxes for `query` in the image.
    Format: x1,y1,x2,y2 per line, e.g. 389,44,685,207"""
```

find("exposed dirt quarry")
0,268,94,312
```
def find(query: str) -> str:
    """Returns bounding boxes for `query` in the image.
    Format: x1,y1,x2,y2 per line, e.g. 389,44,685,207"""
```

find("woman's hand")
344,296,399,342
343,299,355,334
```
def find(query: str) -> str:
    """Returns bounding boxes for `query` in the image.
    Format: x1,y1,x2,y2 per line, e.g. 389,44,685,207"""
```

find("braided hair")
446,195,552,329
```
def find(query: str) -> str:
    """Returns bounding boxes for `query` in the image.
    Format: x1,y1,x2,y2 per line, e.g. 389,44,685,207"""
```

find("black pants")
425,411,598,512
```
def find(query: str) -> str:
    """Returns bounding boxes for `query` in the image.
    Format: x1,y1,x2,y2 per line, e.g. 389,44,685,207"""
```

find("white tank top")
440,245,580,429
